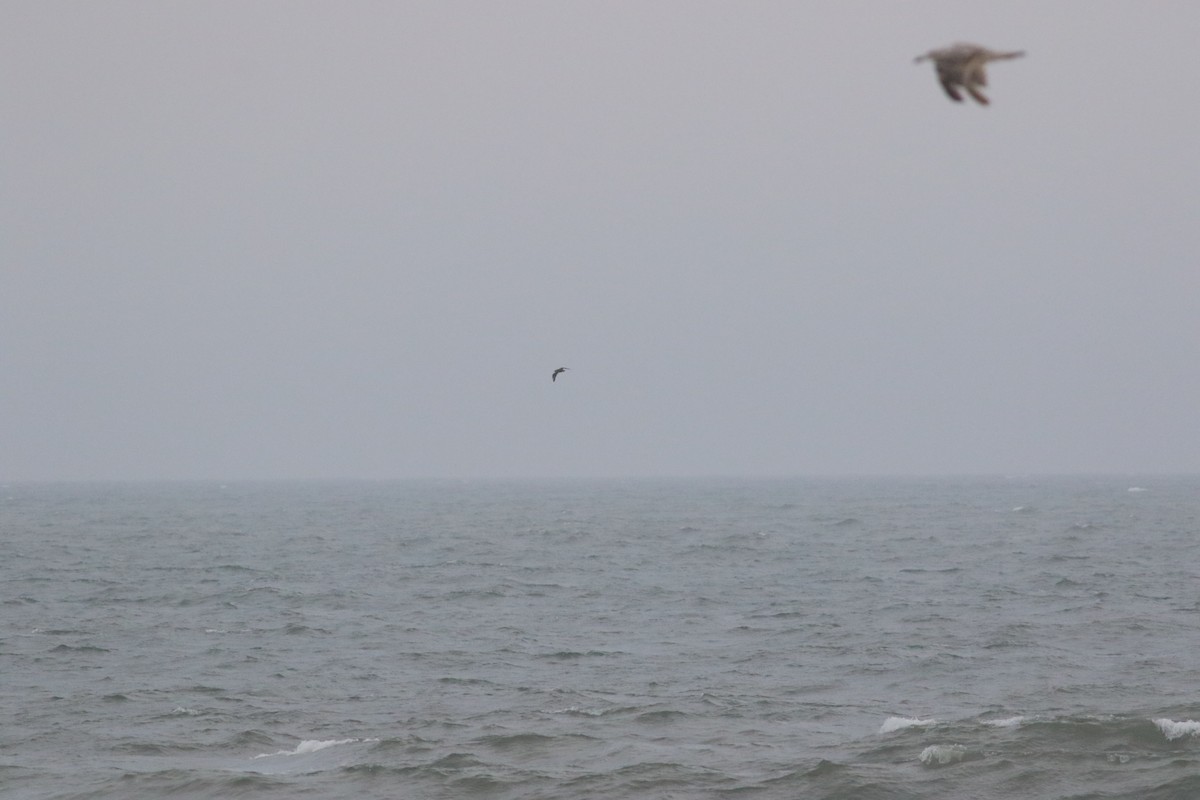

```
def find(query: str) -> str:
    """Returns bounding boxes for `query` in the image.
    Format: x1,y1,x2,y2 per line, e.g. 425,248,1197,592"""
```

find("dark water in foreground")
3,477,1200,799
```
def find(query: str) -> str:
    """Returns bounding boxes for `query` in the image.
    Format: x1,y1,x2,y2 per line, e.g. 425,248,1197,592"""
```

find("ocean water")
3,476,1200,799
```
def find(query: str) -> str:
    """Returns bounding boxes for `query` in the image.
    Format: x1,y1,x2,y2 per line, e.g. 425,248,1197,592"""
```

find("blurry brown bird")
914,43,1024,105
551,367,569,382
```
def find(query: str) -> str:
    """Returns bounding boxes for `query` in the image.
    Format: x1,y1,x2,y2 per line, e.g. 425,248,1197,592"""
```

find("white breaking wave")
919,744,968,766
253,738,373,759
550,706,607,716
982,716,1026,728
1154,719,1200,741
880,716,937,734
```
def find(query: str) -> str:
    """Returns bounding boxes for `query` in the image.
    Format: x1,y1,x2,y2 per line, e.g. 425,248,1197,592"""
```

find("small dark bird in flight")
914,43,1024,105
551,367,569,382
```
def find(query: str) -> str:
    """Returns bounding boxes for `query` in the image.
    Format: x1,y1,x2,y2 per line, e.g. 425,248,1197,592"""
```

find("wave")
1154,719,1200,741
879,716,938,734
475,732,558,750
229,730,276,747
563,761,736,795
112,741,205,756
1007,714,1199,748
919,743,975,767
548,705,612,717
881,712,1200,749
636,709,689,724
538,649,619,660
475,731,597,752
282,623,332,635
49,643,110,653
73,768,287,797
981,715,1027,728
437,676,498,686
253,737,376,759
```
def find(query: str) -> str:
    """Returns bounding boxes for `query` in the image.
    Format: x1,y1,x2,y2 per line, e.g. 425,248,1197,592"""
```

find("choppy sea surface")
3,476,1200,799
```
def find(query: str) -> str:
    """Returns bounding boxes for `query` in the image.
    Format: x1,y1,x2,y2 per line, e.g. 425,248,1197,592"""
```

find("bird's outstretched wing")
939,78,964,102
918,44,1023,105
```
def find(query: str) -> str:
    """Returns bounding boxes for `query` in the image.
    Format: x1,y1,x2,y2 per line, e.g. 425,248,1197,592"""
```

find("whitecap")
253,738,372,759
1128,487,1148,492
170,706,200,716
880,716,937,734
549,706,606,716
919,744,967,766
982,715,1026,728
1154,718,1200,741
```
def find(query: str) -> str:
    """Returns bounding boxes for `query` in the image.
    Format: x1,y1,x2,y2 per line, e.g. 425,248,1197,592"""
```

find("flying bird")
914,43,1024,105
551,367,569,382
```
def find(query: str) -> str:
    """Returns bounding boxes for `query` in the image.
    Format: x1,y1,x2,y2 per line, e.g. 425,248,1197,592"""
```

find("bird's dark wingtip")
939,79,964,102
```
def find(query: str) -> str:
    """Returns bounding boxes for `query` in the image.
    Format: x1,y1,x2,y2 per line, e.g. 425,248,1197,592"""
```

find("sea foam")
1154,719,1200,741
253,738,373,759
880,716,937,734
919,744,968,766
982,716,1026,728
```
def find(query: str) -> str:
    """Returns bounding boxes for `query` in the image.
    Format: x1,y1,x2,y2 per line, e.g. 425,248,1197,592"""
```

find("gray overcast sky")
2,2,1198,480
